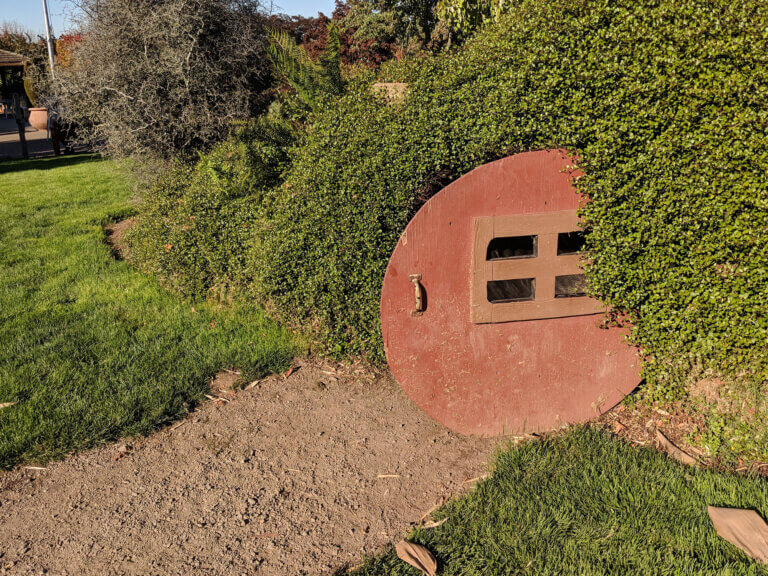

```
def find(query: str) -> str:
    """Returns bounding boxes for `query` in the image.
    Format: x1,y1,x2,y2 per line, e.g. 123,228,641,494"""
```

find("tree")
436,0,513,40
268,0,439,68
0,22,49,104
53,0,272,158
267,22,344,111
0,22,48,66
375,0,439,47
333,0,401,65
55,33,83,69
266,12,332,59
334,0,440,52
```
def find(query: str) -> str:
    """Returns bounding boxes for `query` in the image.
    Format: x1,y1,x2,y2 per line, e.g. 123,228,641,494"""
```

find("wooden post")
50,113,61,156
12,94,28,160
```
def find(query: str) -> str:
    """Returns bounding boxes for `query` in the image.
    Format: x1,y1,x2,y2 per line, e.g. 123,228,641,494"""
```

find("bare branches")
53,0,272,159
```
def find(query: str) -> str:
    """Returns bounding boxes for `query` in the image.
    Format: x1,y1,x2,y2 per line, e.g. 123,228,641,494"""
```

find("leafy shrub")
253,0,768,409
126,23,346,296
437,0,514,40
127,116,294,298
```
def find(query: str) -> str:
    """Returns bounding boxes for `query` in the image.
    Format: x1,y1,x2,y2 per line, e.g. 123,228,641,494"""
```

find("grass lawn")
0,155,295,469
355,428,768,576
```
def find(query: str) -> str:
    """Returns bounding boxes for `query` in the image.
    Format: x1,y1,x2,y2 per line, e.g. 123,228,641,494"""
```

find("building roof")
0,49,27,68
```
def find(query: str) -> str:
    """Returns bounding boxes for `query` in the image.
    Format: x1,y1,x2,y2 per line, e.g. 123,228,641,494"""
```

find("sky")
0,0,336,36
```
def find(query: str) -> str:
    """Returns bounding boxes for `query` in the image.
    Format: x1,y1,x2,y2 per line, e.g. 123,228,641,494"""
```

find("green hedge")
131,0,768,458
256,0,768,382
128,117,294,299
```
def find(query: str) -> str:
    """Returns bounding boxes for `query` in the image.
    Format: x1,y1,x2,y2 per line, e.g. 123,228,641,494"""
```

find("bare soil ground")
103,218,135,260
600,402,705,458
0,361,495,575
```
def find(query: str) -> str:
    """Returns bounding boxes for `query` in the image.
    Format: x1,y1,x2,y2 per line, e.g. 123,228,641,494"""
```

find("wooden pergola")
0,49,31,157
0,49,27,97
0,48,26,66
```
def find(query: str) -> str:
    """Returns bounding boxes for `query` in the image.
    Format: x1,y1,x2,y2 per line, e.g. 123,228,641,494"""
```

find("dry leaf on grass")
655,429,698,466
708,506,768,563
284,366,296,379
614,420,627,433
0,402,16,410
395,541,437,576
245,379,261,390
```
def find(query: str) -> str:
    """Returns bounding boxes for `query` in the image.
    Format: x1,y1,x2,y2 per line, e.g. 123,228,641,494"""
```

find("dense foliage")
271,0,446,66
436,0,511,39
54,0,273,158
267,24,344,111
127,115,294,298
130,0,768,457
261,0,767,375
0,22,48,103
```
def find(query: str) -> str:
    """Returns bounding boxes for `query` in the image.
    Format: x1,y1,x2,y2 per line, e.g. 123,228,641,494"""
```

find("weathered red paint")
380,150,640,436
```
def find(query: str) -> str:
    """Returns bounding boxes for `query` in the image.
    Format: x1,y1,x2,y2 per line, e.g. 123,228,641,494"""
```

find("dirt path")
0,362,496,575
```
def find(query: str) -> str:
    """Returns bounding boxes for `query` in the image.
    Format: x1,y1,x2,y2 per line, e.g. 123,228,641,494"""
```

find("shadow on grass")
0,153,102,175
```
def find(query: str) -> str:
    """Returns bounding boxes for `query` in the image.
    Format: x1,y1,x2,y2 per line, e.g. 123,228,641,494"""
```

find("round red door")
380,150,640,436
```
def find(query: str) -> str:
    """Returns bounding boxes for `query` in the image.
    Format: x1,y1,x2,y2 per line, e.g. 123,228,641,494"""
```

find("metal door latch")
409,274,424,316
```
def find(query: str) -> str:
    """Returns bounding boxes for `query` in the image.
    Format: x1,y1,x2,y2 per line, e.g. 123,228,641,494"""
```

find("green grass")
354,428,768,576
0,155,295,469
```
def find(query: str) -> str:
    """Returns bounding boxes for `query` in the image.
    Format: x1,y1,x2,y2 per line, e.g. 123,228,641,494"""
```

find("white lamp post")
41,0,56,79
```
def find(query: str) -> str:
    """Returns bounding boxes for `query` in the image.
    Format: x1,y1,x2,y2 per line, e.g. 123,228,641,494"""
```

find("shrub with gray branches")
54,0,272,158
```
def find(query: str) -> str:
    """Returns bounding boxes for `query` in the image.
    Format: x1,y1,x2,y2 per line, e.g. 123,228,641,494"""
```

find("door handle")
409,274,424,316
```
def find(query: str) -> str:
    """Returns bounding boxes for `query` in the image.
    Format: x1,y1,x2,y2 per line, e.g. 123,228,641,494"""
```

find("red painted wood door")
380,150,640,436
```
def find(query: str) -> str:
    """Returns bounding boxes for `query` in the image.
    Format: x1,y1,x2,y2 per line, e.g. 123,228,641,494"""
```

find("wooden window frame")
471,211,604,324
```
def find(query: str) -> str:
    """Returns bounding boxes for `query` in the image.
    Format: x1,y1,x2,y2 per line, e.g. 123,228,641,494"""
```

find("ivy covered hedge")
127,117,294,299
130,0,768,457
256,0,768,375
